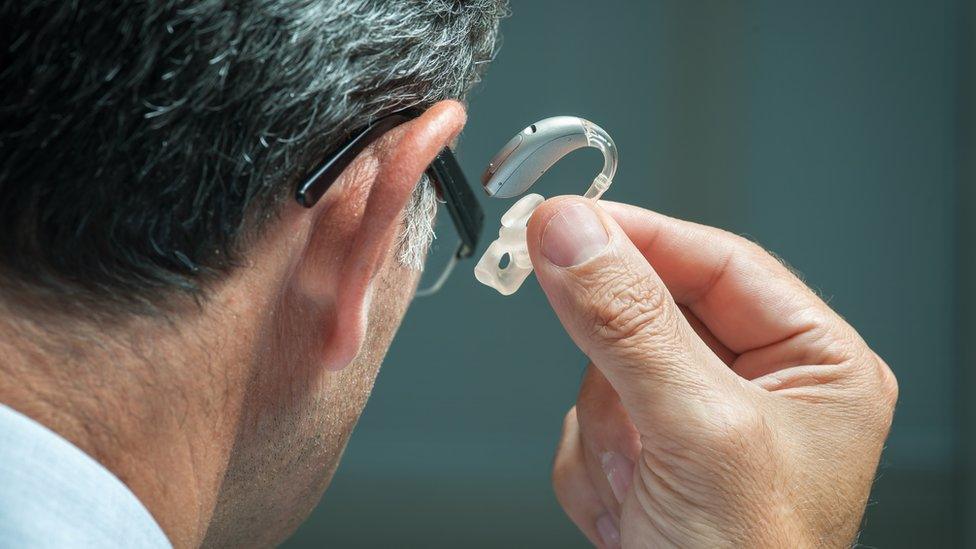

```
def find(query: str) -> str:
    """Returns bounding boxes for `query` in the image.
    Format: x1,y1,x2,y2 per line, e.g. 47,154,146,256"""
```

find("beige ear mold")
475,117,617,295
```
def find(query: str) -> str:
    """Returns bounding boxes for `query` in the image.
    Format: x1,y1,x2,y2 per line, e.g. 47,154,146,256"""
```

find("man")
0,1,896,548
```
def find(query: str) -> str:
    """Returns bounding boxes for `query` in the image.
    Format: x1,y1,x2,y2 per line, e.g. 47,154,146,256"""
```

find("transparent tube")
581,119,617,200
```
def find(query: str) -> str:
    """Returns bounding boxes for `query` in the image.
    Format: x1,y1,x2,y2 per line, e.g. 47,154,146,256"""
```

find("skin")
531,197,898,548
0,100,466,548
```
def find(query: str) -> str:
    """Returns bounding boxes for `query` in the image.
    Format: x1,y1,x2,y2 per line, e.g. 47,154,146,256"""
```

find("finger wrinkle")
589,273,672,349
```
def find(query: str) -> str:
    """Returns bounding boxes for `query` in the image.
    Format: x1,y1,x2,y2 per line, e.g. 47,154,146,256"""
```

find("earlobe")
296,100,467,371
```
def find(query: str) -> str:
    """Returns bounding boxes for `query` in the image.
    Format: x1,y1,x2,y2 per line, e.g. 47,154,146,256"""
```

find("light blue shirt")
0,403,171,548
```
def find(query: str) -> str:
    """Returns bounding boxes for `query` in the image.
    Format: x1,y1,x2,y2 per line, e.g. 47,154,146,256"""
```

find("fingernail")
541,201,609,267
596,513,621,548
600,451,635,504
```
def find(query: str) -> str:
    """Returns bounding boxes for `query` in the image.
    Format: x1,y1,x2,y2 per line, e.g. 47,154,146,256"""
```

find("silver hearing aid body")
475,116,618,295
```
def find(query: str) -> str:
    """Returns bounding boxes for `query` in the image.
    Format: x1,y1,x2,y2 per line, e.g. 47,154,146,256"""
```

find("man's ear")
291,100,466,371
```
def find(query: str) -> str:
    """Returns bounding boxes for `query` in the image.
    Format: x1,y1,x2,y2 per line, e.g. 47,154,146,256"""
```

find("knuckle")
729,231,762,254
551,447,576,495
832,349,898,432
797,315,866,366
723,230,769,261
561,406,579,435
725,230,806,280
873,354,899,412
550,464,581,520
835,352,898,437
550,457,568,491
585,269,673,348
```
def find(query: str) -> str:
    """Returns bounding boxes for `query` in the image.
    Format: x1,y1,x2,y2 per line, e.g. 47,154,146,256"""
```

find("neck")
0,208,318,547
0,295,258,547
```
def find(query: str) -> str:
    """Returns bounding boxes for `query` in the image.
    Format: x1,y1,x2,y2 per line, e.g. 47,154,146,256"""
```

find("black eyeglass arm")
426,148,483,259
296,113,413,208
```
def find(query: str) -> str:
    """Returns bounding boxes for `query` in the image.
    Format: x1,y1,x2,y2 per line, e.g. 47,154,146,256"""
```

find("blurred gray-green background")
287,1,975,546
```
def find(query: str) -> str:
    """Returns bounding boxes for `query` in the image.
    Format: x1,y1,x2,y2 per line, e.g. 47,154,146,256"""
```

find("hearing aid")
474,116,617,295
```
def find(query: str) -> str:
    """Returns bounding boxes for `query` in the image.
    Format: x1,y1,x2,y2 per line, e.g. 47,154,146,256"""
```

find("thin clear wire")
415,251,459,297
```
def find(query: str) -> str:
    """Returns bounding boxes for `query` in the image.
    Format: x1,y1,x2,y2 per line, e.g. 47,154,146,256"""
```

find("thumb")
527,196,738,432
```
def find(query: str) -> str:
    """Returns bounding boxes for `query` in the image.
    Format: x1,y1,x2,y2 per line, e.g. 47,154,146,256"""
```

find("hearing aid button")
482,133,523,184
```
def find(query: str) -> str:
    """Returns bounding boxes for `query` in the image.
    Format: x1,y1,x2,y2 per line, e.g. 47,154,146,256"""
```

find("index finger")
599,201,842,355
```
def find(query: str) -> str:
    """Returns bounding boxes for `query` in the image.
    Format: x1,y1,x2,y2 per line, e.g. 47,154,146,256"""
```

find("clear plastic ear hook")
474,116,617,295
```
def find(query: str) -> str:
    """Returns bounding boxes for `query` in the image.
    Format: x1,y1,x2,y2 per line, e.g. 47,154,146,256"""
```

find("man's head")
0,1,505,546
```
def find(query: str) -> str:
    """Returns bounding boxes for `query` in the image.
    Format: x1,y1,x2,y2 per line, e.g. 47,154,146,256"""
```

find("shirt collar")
0,403,171,548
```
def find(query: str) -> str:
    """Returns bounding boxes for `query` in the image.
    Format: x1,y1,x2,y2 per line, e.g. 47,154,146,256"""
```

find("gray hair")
398,175,439,271
0,0,508,312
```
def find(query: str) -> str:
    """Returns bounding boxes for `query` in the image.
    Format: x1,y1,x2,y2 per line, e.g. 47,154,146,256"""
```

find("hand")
527,197,898,548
